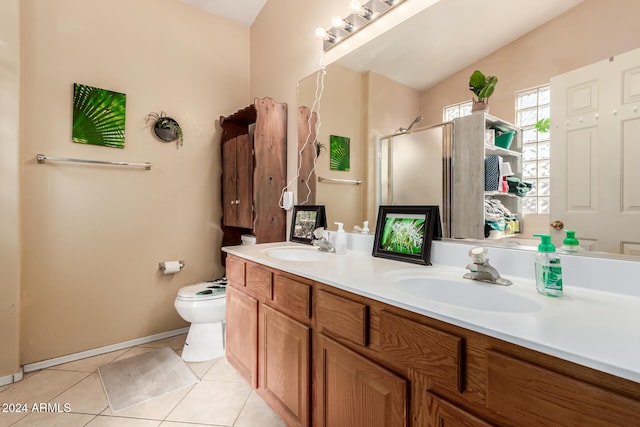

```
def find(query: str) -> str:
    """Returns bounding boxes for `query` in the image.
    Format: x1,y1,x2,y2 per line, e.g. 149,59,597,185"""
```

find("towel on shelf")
484,155,501,191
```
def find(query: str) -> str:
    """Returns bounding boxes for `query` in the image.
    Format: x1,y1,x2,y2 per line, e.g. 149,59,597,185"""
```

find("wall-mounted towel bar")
36,154,151,170
318,176,363,185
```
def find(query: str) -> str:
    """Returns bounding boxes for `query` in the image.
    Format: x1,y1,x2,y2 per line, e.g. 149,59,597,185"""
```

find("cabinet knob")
231,200,236,205
236,200,240,204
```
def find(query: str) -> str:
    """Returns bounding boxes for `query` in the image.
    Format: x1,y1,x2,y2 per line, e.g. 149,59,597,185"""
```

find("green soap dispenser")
561,230,582,253
533,234,563,297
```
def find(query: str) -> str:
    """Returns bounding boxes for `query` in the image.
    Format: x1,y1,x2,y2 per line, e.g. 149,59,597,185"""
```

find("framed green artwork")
372,205,442,265
72,83,127,149
329,135,350,171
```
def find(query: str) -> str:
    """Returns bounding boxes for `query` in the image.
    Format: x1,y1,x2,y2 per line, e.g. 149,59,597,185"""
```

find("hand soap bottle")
561,229,582,253
533,234,562,297
334,222,347,255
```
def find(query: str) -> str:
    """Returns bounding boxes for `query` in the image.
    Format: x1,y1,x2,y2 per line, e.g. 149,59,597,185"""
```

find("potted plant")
469,70,498,112
146,111,183,148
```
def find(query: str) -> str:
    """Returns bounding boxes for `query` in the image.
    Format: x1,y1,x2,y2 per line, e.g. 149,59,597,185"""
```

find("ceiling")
337,0,583,90
180,0,267,26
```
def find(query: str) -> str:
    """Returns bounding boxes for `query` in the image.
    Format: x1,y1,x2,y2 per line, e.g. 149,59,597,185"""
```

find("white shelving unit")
450,113,522,240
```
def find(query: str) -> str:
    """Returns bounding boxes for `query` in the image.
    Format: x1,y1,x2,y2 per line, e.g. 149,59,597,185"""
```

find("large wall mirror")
297,0,640,259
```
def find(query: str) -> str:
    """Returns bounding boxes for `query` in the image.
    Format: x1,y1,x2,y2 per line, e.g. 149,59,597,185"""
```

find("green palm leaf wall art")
72,83,127,149
329,135,350,171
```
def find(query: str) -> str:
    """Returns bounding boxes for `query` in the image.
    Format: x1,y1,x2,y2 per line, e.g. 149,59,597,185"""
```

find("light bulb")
331,16,343,28
315,27,328,39
349,0,362,14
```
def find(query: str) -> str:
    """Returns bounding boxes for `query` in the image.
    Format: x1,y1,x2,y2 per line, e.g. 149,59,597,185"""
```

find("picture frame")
289,205,327,244
372,205,442,265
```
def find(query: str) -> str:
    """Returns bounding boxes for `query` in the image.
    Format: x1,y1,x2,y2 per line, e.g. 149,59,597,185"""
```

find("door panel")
550,47,640,254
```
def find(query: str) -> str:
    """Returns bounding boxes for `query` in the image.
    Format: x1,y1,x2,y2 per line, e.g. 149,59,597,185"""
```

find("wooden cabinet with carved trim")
220,97,287,251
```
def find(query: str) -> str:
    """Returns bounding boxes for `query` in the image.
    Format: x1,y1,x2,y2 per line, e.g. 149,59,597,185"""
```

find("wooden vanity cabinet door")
317,334,407,427
425,392,495,427
222,134,253,228
225,286,258,388
260,305,310,427
487,351,640,426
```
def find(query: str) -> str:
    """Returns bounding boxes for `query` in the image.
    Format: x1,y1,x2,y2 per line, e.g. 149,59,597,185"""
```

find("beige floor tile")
160,422,225,427
185,357,219,379
166,380,252,425
202,357,244,383
234,391,286,427
138,334,186,352
10,411,95,427
50,349,128,373
0,383,11,393
100,383,194,420
50,373,108,415
1,370,89,408
110,347,156,362
86,415,161,426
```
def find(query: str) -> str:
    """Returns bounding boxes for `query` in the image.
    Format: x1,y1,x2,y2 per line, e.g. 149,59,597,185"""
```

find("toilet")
174,280,226,362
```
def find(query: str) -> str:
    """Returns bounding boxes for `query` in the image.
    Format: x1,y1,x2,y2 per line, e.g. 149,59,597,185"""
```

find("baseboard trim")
0,367,24,387
23,327,189,373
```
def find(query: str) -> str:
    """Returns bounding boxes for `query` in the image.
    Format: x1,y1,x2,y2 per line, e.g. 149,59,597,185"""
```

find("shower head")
398,116,423,133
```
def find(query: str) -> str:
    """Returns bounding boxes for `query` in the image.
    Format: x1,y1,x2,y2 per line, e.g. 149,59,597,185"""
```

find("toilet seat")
177,282,226,301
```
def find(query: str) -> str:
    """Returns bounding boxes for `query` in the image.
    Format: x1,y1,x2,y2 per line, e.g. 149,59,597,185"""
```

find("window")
516,85,550,214
443,100,472,122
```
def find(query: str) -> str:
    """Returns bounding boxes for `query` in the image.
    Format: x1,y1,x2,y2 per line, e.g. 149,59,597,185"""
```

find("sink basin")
266,247,331,262
388,269,542,313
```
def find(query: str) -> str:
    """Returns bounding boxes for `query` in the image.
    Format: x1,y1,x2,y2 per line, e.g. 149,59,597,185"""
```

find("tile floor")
0,334,286,427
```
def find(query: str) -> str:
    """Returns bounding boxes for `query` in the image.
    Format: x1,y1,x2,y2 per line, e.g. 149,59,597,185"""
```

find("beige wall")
18,0,249,364
420,0,640,124
0,0,21,379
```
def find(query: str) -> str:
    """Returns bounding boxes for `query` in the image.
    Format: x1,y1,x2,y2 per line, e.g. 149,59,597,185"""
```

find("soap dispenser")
533,234,563,297
561,230,582,253
334,222,347,255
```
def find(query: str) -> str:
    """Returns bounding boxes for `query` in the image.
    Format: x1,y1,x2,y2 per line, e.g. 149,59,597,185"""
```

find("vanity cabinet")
225,255,311,427
220,97,287,250
224,255,640,427
316,334,408,427
451,113,522,240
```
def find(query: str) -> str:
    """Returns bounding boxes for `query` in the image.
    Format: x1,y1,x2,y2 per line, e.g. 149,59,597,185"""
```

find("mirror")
297,0,640,259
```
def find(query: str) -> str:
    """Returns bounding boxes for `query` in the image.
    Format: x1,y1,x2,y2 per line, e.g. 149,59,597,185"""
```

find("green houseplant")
146,111,183,148
469,70,498,112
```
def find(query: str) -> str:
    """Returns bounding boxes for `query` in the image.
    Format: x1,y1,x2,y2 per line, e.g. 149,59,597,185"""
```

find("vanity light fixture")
331,16,354,32
315,26,337,42
317,0,406,51
350,0,373,20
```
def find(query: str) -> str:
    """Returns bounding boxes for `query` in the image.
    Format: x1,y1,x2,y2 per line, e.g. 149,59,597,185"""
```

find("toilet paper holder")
159,260,185,273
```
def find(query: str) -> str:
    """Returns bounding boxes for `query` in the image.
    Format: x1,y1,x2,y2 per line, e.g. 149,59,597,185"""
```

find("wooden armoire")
220,97,287,252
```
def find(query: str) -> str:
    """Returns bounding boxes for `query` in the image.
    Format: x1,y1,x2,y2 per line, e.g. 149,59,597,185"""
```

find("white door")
550,48,640,255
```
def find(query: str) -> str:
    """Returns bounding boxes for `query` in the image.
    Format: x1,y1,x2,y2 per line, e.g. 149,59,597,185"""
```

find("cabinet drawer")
379,310,463,393
226,256,245,287
272,274,311,323
486,351,640,426
316,290,368,346
246,262,272,299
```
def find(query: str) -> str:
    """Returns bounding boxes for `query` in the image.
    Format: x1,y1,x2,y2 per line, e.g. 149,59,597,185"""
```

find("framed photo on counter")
290,205,327,244
373,205,442,265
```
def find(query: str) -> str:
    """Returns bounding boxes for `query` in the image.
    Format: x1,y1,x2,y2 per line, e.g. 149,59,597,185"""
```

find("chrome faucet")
463,247,513,286
312,228,335,252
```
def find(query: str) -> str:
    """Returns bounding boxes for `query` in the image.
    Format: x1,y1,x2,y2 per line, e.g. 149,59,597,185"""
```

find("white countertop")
223,241,640,384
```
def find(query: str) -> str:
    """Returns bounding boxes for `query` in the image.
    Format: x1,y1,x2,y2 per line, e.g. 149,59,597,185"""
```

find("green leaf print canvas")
330,135,350,171
72,83,127,149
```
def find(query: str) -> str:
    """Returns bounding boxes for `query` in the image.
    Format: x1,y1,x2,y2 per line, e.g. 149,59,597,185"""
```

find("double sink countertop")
223,241,640,384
